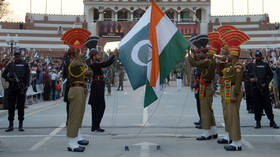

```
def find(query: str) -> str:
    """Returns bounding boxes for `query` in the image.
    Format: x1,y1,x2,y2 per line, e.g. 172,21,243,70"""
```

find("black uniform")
251,60,274,122
62,55,71,125
88,55,116,131
2,60,30,126
193,68,202,123
243,62,255,113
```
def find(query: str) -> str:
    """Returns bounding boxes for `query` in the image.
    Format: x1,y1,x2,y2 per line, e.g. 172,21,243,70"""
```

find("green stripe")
159,30,190,84
144,81,158,108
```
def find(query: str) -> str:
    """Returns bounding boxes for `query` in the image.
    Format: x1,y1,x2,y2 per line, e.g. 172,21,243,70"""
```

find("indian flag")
119,1,190,108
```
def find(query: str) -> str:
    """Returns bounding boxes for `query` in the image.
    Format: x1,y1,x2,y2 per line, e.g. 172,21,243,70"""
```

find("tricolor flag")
119,1,190,107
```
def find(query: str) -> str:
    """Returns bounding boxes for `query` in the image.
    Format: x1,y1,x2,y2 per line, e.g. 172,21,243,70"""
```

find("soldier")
220,29,250,151
87,45,118,132
243,58,255,113
187,35,218,140
62,49,73,125
2,49,30,132
61,28,92,152
192,67,202,129
250,50,279,129
207,30,233,145
117,65,124,91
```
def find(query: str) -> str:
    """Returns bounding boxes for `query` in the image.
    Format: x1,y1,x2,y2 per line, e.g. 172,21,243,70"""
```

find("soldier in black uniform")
2,49,30,132
193,67,202,129
87,49,117,132
62,49,72,125
250,51,279,129
243,58,255,113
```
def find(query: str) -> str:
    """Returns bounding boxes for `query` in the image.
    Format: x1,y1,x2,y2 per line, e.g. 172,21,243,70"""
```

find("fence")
0,84,44,105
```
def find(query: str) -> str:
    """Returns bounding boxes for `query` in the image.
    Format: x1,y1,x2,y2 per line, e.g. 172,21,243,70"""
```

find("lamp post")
6,34,19,54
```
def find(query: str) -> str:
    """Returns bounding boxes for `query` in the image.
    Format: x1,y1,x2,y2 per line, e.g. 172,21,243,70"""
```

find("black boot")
270,120,279,129
5,121,14,132
255,121,261,129
18,121,24,131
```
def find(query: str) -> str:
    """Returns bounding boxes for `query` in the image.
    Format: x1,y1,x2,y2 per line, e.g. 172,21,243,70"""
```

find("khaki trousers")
227,85,243,141
67,87,87,138
221,97,229,132
200,85,216,129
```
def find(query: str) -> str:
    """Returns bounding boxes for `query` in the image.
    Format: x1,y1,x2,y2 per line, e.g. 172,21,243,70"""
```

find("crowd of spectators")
0,49,64,109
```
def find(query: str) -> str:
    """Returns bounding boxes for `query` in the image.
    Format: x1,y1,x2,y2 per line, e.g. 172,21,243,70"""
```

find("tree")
0,1,17,22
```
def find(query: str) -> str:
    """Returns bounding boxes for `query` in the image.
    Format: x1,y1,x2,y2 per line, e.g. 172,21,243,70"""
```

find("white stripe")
0,29,64,34
0,36,61,42
34,23,81,28
29,123,65,151
0,43,68,49
242,139,254,149
119,7,151,47
156,15,177,54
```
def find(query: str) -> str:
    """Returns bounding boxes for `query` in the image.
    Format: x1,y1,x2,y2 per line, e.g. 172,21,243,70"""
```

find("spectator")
50,69,58,100
43,68,51,101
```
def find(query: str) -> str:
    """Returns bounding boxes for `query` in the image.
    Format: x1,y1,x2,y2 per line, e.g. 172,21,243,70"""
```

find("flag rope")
135,86,165,137
173,88,189,136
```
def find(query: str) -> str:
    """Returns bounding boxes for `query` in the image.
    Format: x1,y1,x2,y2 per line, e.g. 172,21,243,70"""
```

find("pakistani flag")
119,1,191,107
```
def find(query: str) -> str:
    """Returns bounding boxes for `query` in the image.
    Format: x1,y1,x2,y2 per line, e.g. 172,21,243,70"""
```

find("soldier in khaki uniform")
215,25,239,144
220,29,250,151
61,28,92,152
188,35,218,140
208,31,232,144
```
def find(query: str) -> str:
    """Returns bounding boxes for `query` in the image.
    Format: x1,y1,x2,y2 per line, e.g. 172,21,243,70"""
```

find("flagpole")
45,0,48,14
60,0,63,14
232,0,234,15
247,0,249,15
30,0,32,13
262,0,264,14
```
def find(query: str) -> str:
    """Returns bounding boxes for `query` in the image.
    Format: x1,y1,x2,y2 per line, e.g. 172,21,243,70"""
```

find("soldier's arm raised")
188,56,209,69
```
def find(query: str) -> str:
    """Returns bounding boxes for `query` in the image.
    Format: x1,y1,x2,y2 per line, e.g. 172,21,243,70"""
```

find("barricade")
26,84,44,105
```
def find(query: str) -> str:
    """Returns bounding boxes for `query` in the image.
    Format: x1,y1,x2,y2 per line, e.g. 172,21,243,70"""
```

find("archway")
104,8,114,21
180,9,194,22
117,8,130,21
93,8,99,22
133,9,145,21
165,8,176,22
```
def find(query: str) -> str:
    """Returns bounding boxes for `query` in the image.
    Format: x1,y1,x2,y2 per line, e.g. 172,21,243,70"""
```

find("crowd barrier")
25,84,44,105
0,84,44,104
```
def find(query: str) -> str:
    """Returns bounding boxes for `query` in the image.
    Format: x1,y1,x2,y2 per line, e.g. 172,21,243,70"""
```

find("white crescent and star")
131,40,151,66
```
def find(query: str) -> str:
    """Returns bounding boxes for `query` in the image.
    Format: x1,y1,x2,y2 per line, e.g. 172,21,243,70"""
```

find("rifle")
9,62,27,92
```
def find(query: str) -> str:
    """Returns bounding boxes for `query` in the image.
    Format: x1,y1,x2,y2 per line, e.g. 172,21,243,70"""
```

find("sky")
4,0,280,23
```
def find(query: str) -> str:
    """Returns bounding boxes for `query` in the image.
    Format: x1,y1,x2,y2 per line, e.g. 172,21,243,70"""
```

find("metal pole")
60,0,62,14
10,42,13,54
232,0,234,15
30,0,32,13
247,0,249,15
45,0,48,14
262,0,264,14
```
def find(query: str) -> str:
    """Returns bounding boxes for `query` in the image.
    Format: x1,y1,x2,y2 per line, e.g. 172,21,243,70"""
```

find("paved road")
0,81,280,157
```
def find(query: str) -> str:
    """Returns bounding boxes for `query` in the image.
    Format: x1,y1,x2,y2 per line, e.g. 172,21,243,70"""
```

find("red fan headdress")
61,28,91,49
220,30,250,56
208,32,223,55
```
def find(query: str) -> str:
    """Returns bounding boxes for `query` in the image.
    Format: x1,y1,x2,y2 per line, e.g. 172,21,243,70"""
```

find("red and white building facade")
0,0,279,58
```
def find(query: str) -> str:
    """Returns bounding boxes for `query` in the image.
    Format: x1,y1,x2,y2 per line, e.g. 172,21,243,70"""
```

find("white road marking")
29,123,65,151
220,122,254,149
1,133,280,139
242,139,254,149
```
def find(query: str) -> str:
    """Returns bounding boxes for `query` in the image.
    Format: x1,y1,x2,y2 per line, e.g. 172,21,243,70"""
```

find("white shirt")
51,73,57,80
